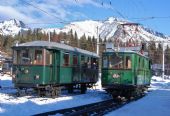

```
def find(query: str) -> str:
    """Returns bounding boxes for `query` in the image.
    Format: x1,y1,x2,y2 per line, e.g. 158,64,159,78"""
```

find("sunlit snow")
1,74,170,116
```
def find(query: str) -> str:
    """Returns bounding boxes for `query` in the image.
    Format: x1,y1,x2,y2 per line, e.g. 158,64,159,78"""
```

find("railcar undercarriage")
15,83,95,97
104,84,149,99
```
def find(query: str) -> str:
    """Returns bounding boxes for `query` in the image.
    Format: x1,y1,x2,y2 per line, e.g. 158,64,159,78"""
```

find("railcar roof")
12,41,99,58
103,50,149,59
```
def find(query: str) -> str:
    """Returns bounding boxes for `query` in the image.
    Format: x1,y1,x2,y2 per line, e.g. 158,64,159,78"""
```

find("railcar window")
34,50,43,64
81,55,85,65
103,56,108,68
63,53,69,66
21,50,30,64
108,54,123,69
92,58,98,69
81,55,87,68
125,56,131,69
73,55,78,65
46,50,52,65
87,57,91,68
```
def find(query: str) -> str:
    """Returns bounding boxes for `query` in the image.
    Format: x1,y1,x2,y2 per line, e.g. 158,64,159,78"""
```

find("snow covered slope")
0,18,169,43
0,19,29,36
42,20,103,38
1,74,170,116
42,17,169,43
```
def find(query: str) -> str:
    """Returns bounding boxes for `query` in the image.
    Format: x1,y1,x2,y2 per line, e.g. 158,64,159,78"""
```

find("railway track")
34,95,145,116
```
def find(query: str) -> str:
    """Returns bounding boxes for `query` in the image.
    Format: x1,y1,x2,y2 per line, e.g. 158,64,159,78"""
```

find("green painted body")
102,52,152,88
13,65,53,84
12,47,99,88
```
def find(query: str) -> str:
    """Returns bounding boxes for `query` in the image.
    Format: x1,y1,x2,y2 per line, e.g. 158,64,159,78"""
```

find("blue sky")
0,0,170,35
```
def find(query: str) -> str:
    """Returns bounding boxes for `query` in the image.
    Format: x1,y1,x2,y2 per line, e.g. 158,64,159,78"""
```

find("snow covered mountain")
0,19,29,36
42,17,169,44
0,18,169,43
42,20,103,38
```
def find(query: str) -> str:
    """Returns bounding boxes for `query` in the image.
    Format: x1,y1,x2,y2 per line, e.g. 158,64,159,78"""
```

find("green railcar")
12,41,99,96
102,49,152,98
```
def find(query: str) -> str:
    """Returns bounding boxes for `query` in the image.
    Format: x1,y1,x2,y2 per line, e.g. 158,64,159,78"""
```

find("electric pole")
48,31,51,42
162,41,165,80
96,26,99,55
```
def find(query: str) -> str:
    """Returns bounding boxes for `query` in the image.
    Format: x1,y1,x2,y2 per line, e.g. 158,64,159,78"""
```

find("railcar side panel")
12,41,99,96
102,52,151,88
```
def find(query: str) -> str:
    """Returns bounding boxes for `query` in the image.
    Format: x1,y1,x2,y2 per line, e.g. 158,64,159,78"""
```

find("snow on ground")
107,76,170,116
0,74,110,116
1,74,170,116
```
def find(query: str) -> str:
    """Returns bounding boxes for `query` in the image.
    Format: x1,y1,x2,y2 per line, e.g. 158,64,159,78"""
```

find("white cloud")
0,6,35,22
0,0,103,28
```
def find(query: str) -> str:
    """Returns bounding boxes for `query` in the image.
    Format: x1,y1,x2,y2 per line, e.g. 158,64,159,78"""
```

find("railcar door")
108,53,123,84
47,49,59,83
72,54,80,82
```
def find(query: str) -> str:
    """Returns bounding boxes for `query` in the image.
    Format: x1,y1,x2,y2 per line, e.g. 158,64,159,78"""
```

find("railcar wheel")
16,88,22,97
51,87,60,98
55,87,61,97
68,85,74,93
38,88,46,97
81,84,87,94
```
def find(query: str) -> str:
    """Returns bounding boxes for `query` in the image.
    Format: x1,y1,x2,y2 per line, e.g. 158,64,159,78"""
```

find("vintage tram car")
101,47,152,98
12,41,99,97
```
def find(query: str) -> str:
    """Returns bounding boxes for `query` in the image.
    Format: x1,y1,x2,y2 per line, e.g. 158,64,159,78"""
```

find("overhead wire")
21,0,66,23
95,0,126,19
20,0,170,26
21,0,95,27
130,16,170,22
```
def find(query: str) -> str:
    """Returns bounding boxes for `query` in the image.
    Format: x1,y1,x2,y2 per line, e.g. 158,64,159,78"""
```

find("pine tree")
74,31,79,47
99,37,105,56
157,43,163,64
148,41,157,63
86,36,93,52
59,32,64,43
92,36,96,52
79,34,87,50
68,29,74,46
165,45,170,64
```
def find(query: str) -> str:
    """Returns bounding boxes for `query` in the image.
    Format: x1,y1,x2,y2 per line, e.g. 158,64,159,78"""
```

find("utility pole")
96,26,99,55
48,31,51,42
162,41,165,80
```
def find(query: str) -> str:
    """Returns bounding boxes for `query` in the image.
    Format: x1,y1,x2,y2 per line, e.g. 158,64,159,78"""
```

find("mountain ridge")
0,18,169,43
0,19,29,36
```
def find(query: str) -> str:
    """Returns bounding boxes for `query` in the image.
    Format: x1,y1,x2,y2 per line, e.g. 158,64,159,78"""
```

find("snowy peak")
1,19,26,28
65,20,103,37
0,17,168,43
143,27,166,38
42,20,103,38
0,19,29,36
106,17,126,24
42,16,169,44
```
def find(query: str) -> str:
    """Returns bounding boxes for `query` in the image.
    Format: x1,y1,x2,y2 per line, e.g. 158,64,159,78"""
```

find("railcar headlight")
24,69,29,74
112,74,120,78
35,75,40,80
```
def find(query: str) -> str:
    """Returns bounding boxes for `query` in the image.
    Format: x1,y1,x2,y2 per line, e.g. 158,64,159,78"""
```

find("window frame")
63,52,70,66
73,54,78,65
34,49,44,65
108,53,124,69
125,55,131,69
45,50,52,65
20,49,31,65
